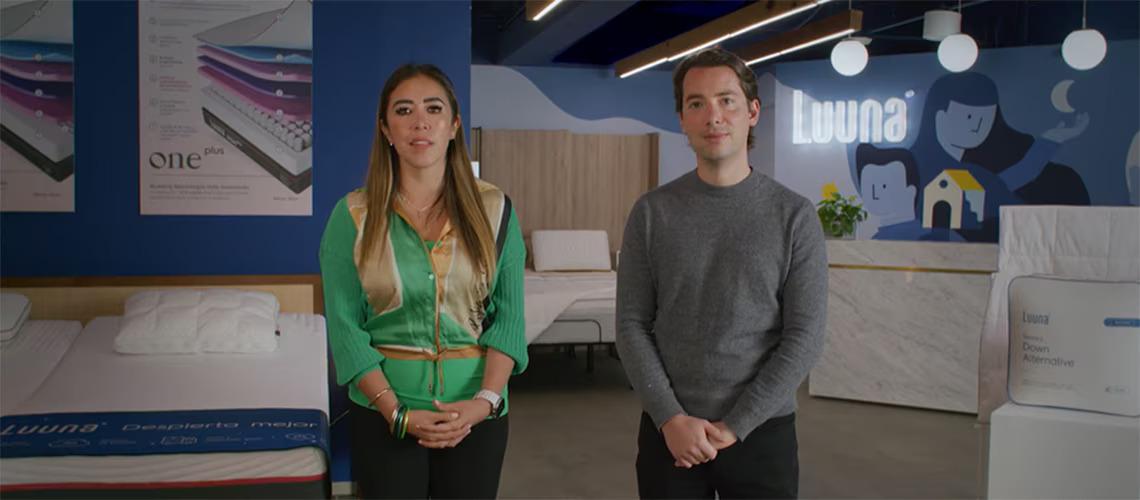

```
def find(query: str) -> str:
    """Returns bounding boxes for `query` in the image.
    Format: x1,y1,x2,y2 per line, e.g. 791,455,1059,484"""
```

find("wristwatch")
474,389,504,418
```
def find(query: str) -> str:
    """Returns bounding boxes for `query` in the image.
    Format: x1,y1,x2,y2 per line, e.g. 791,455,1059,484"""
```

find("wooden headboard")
0,275,322,323
473,128,658,262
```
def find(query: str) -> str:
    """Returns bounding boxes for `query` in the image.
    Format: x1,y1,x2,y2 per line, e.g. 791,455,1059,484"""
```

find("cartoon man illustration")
855,143,963,241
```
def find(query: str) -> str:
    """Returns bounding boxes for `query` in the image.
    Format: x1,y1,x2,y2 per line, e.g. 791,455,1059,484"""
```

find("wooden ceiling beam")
736,9,863,65
614,0,820,77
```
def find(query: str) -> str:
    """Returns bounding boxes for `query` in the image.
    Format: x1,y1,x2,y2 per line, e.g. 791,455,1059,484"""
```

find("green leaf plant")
816,192,868,239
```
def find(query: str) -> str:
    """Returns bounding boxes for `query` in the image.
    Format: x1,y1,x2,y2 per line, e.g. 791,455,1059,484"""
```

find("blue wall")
508,65,679,133
471,64,701,183
0,0,471,277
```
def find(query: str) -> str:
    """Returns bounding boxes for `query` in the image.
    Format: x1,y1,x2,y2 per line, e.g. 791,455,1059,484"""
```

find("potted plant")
816,192,867,239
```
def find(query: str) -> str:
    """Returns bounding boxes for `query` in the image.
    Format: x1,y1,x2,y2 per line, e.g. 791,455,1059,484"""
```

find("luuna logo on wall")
791,89,908,145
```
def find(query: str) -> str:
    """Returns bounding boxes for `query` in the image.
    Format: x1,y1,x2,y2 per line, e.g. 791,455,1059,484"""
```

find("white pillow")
115,289,280,354
1006,276,1140,417
531,230,611,272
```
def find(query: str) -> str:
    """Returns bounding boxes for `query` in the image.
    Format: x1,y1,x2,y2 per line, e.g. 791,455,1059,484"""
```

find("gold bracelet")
368,387,393,408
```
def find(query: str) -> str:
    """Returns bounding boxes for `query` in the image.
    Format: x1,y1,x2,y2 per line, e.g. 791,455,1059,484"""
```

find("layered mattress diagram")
194,0,312,194
0,0,74,182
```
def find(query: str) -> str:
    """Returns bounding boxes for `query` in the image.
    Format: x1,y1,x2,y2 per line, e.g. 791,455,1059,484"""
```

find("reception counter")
809,240,998,413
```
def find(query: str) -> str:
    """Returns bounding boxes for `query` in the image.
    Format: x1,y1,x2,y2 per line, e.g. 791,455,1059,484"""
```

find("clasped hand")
399,399,491,449
661,415,738,468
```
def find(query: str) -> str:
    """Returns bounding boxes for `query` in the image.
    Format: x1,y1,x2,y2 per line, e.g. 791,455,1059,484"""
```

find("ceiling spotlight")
938,33,978,72
1062,29,1107,70
1062,1,1107,71
831,37,869,76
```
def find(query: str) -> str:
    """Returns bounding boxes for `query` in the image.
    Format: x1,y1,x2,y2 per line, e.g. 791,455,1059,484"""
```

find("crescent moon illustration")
1051,80,1076,113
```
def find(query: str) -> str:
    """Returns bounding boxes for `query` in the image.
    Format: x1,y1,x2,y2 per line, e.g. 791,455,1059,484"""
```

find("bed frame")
0,274,321,322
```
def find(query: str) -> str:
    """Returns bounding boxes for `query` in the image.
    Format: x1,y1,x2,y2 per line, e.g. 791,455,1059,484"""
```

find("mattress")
0,77,74,181
0,314,330,497
200,85,311,193
525,271,616,344
0,320,82,415
531,298,616,345
562,297,616,318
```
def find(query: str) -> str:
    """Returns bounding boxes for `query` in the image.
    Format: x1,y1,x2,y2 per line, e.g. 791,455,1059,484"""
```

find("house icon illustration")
923,169,985,230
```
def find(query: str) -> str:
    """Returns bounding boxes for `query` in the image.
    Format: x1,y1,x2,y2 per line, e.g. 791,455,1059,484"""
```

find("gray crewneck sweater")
616,168,828,440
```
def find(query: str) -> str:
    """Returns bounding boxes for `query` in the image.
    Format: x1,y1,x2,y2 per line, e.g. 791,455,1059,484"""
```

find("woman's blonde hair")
360,64,496,281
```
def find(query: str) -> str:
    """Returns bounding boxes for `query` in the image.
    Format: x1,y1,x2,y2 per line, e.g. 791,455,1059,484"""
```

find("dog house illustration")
923,169,985,230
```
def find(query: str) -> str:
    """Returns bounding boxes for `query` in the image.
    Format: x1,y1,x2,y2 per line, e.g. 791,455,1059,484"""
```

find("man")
616,47,828,499
853,143,964,242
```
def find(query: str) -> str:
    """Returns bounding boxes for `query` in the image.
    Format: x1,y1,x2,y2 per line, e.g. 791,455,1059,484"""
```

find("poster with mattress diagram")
139,0,312,216
0,0,75,212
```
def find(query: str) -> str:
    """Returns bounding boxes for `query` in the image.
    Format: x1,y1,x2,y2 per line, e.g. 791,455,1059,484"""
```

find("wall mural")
771,41,1139,242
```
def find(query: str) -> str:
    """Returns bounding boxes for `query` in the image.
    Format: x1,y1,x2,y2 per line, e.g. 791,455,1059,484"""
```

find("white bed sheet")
524,271,615,344
532,297,616,345
0,320,82,415
2,313,329,487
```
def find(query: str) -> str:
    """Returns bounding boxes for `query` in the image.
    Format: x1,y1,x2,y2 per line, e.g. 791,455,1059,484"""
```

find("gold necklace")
396,192,439,215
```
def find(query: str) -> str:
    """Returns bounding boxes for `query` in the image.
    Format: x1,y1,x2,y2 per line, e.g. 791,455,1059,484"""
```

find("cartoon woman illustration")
907,72,1090,241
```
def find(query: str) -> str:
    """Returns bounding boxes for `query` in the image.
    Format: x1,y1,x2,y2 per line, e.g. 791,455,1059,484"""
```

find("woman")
320,64,526,499
906,72,1089,241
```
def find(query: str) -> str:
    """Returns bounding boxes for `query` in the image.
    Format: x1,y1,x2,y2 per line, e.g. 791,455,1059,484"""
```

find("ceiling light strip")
618,57,669,79
667,1,825,63
530,0,564,21
747,28,855,66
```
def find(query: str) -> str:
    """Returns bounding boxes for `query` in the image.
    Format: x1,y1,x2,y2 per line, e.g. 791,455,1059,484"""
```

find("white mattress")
524,271,616,344
562,298,616,318
0,320,82,415
532,297,617,345
2,313,329,487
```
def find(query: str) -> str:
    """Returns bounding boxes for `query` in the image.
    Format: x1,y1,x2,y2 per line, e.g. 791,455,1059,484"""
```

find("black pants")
350,402,509,499
636,412,799,499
